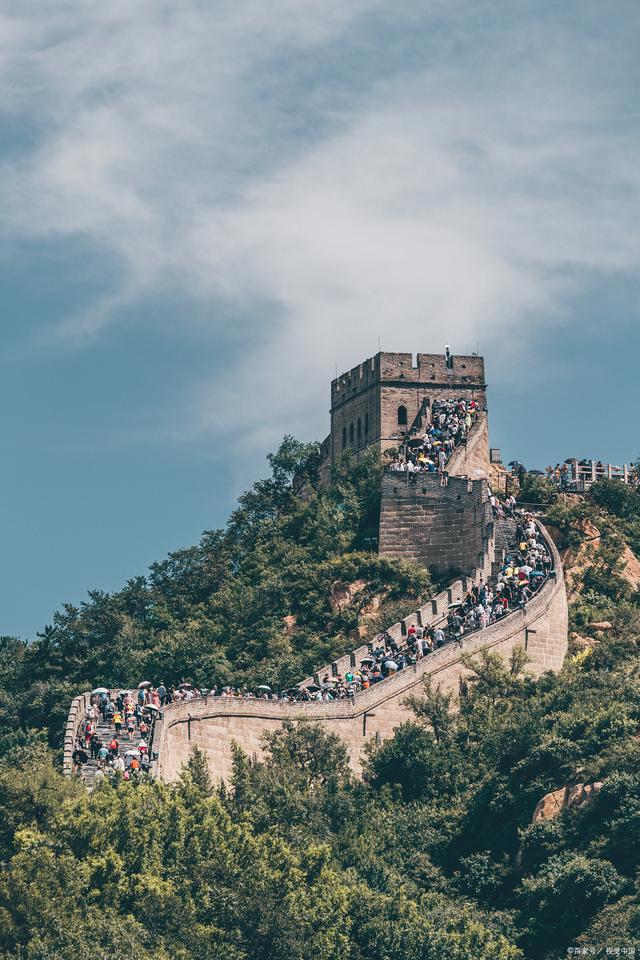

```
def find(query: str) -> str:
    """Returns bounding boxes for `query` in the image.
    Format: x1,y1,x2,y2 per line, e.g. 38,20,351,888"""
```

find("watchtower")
330,350,487,461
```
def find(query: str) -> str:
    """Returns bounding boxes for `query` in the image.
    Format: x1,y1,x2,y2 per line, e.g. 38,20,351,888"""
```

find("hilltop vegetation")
1,447,640,958
0,438,429,747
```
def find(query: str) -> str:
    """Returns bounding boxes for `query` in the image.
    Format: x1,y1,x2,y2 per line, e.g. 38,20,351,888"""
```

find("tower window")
349,422,354,443
397,405,408,427
342,426,347,449
357,418,362,442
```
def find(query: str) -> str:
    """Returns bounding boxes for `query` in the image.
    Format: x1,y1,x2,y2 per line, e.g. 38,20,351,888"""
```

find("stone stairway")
493,516,518,575
78,714,142,788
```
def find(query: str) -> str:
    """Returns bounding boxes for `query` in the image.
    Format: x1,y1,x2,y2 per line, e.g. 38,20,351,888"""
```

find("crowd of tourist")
545,461,638,490
545,463,572,489
388,396,479,475
71,684,162,780
290,507,552,699
71,504,552,766
71,426,555,781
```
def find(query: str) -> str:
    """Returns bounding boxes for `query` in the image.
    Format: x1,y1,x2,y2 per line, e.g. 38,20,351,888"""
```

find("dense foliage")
1,449,640,958
0,439,429,746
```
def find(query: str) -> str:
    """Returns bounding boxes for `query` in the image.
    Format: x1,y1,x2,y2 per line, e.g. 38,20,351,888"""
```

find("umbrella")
138,681,152,689
178,682,193,690
361,656,374,665
142,704,161,713
306,684,320,693
222,685,233,692
92,687,109,695
448,602,462,609
125,749,141,758
256,685,272,692
384,660,398,671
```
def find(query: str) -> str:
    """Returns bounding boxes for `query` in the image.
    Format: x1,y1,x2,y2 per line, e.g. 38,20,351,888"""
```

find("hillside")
1,452,640,958
0,439,430,749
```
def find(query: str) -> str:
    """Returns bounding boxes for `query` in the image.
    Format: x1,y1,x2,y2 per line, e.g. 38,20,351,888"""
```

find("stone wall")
299,515,497,690
378,473,491,577
64,524,568,786
63,691,92,776
152,523,568,783
446,411,491,480
330,351,487,461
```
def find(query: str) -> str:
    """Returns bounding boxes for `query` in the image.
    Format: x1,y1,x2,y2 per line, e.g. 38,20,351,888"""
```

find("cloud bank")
2,0,639,448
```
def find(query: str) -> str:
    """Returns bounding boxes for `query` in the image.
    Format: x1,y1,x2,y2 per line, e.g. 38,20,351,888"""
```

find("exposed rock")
568,633,599,662
588,621,614,632
622,545,640,590
282,615,297,636
330,579,367,612
330,580,383,620
552,516,640,599
532,781,604,824
569,632,596,652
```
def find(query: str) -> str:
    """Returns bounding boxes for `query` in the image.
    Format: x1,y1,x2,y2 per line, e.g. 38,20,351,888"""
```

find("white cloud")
2,0,640,450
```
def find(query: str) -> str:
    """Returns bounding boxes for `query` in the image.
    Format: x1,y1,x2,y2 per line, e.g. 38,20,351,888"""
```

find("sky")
1,0,640,639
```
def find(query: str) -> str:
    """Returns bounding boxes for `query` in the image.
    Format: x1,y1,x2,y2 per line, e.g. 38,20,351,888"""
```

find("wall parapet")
63,522,567,785
445,410,490,479
62,691,92,776
153,522,566,782
300,478,495,689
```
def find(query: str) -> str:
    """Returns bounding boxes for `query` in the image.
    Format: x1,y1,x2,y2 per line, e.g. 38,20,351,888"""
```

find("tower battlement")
330,350,487,463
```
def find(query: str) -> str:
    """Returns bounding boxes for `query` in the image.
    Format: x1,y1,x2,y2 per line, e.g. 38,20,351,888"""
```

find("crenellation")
329,349,489,468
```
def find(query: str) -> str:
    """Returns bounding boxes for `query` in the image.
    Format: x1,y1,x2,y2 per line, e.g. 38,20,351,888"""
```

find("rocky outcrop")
550,517,640,599
532,780,603,823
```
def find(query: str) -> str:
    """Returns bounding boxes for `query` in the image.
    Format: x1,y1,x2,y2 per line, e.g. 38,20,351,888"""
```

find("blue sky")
2,0,640,639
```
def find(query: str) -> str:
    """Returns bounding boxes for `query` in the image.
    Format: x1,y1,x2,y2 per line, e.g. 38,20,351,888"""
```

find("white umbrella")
125,749,141,758
92,687,109,695
256,685,272,692
142,704,161,713
137,681,152,689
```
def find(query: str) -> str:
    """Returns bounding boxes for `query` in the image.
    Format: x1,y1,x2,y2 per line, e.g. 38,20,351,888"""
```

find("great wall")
63,350,569,784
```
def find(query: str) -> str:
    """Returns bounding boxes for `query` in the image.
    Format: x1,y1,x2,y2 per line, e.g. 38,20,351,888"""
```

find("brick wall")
330,351,487,461
446,411,491,480
378,473,491,576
